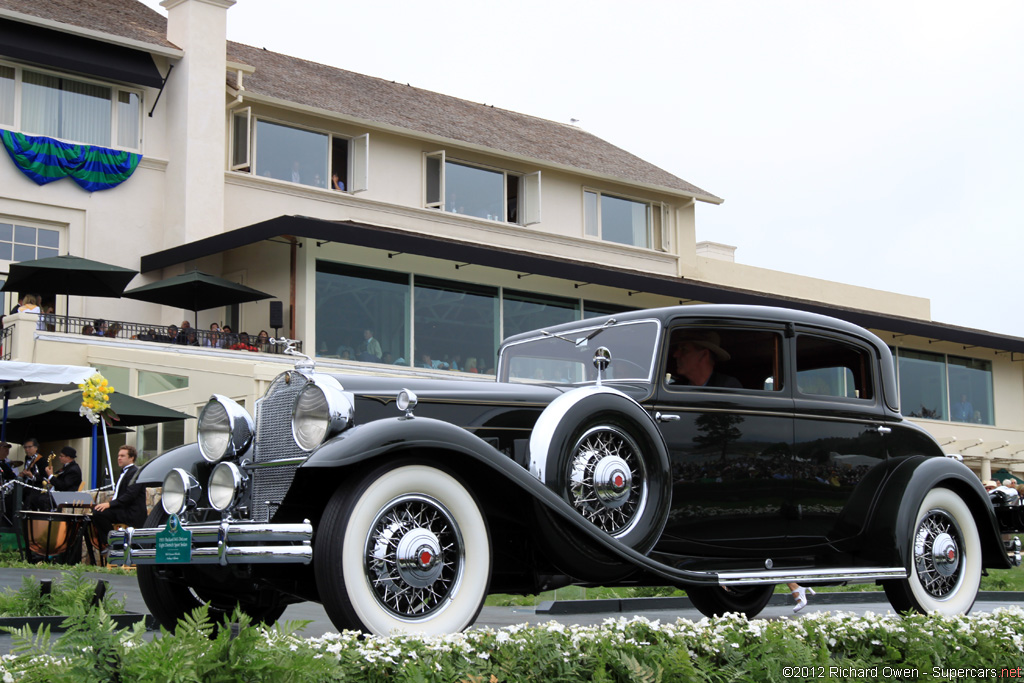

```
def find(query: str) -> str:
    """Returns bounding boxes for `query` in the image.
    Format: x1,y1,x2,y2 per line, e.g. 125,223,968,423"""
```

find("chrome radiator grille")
250,371,309,522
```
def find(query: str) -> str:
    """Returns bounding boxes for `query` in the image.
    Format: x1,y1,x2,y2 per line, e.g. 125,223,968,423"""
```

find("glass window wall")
414,277,498,372
947,355,993,424
897,349,948,420
315,262,410,364
255,119,329,188
503,290,578,339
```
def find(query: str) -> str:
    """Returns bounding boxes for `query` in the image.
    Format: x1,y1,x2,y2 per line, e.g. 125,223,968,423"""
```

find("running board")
718,567,906,587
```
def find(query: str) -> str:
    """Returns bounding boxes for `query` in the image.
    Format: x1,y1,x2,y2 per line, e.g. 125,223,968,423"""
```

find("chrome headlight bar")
198,395,254,463
291,374,354,451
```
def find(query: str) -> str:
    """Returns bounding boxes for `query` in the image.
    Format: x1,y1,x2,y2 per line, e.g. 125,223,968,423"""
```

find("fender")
136,443,205,486
300,415,720,587
862,455,1008,569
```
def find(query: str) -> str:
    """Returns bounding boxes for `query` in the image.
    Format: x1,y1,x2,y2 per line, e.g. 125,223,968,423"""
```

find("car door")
651,320,796,553
790,329,891,546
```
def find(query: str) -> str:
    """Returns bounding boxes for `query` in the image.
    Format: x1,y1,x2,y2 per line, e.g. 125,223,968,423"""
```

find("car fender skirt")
302,416,716,586
870,456,1009,570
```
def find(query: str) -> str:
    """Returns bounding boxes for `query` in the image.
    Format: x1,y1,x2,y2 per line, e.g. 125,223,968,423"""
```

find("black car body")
111,305,1021,636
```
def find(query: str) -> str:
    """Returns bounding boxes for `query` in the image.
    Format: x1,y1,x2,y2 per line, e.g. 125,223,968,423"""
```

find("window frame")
423,151,540,225
235,112,368,192
0,59,144,152
583,188,662,250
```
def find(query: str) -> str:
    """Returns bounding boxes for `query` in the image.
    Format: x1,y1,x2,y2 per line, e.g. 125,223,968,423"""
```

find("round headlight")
198,395,253,463
162,468,200,515
292,376,353,451
209,461,243,511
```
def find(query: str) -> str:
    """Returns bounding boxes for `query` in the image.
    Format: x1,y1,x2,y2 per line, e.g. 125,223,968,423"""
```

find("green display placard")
154,514,192,563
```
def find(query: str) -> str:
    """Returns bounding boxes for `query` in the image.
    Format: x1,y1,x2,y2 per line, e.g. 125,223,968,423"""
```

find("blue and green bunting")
0,129,141,192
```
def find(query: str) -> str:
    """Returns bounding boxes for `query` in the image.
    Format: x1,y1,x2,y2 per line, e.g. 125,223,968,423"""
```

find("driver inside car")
669,330,742,388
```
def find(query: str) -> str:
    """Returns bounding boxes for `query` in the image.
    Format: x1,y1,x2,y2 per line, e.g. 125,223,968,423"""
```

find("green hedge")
2,606,1023,682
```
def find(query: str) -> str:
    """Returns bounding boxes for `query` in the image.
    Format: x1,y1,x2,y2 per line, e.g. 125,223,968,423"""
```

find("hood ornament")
271,337,314,372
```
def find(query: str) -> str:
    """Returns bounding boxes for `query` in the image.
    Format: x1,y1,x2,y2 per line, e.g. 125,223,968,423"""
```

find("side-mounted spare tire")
529,387,671,581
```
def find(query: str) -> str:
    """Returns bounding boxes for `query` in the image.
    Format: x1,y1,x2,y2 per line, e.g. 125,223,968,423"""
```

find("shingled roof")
0,0,720,201
225,42,719,200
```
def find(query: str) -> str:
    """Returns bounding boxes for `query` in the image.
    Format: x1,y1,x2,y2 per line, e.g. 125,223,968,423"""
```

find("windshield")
498,320,660,385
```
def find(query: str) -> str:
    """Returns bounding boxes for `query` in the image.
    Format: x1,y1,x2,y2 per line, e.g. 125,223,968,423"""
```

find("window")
0,221,59,262
796,335,873,400
315,261,410,364
895,349,993,425
138,371,188,395
947,355,993,425
503,290,578,340
92,364,130,394
897,349,947,420
0,62,142,150
584,190,665,249
236,114,369,191
667,327,783,391
414,277,498,372
424,151,540,225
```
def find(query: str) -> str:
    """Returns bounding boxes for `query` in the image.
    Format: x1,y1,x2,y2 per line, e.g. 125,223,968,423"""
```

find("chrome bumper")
107,520,314,566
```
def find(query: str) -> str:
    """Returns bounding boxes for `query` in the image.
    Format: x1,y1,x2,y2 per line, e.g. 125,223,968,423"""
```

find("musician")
0,442,16,482
46,446,82,492
92,445,146,548
19,438,50,510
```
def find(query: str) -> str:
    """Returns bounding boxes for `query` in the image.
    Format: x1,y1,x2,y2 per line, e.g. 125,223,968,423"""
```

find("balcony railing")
30,314,300,353
1,324,12,360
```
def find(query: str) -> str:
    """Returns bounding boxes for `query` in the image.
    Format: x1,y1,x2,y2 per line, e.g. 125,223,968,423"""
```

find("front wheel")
314,462,491,636
883,487,981,615
686,584,774,619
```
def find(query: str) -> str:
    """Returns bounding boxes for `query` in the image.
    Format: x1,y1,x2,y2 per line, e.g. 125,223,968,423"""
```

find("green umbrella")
5,391,191,429
122,270,273,327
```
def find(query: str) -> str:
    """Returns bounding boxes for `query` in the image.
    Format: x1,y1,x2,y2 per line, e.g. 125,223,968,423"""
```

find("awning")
0,18,163,88
139,215,1024,355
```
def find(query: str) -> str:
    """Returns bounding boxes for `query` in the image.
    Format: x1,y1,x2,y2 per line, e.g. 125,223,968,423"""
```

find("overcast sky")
140,0,1024,337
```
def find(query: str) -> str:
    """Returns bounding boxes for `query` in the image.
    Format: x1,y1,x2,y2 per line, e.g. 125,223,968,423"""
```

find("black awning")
140,214,1024,355
0,18,163,88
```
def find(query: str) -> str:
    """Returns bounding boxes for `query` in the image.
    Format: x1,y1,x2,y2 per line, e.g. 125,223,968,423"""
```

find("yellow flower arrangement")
79,373,119,426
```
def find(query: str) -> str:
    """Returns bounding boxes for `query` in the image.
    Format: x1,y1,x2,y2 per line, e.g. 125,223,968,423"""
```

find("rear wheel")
686,584,774,619
137,508,286,631
314,462,491,636
883,487,981,615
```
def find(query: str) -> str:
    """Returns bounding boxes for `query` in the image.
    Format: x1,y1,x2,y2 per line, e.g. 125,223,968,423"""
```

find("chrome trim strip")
246,457,308,469
717,567,906,586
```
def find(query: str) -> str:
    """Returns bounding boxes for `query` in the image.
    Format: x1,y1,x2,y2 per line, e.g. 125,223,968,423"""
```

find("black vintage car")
110,305,1022,636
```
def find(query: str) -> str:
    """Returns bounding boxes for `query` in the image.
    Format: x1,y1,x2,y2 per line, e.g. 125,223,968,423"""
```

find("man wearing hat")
0,442,16,483
670,330,742,388
45,446,82,492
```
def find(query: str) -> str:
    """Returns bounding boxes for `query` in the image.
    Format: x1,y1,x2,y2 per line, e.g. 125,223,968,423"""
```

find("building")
1,0,1022,484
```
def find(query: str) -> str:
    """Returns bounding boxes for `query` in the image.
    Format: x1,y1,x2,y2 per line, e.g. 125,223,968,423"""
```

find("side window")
796,335,873,400
665,327,782,391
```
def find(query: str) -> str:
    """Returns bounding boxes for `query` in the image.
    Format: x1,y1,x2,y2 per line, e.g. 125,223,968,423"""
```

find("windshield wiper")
540,318,616,347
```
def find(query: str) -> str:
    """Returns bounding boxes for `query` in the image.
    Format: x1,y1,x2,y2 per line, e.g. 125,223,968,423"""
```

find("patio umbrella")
1,255,138,332
121,270,273,327
4,391,192,430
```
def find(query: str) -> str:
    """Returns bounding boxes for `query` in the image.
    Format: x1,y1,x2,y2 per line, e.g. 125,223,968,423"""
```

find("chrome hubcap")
914,509,963,598
365,494,464,619
568,426,647,536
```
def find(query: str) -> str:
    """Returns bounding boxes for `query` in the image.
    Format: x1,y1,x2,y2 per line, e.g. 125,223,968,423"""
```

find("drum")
20,511,89,564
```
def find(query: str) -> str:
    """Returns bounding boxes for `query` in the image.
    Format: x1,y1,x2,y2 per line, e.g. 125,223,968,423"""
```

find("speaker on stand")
269,301,284,339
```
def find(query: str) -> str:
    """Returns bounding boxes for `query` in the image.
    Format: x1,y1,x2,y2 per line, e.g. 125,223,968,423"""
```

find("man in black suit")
45,446,83,492
0,442,16,525
92,445,147,547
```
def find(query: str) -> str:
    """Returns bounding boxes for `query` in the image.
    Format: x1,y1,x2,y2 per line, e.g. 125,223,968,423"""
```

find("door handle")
870,425,892,434
655,412,680,422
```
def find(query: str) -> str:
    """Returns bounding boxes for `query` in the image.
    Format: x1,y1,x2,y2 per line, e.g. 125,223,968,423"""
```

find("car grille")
250,371,309,522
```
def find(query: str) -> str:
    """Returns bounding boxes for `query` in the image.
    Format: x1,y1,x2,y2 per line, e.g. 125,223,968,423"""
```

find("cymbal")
9,460,23,468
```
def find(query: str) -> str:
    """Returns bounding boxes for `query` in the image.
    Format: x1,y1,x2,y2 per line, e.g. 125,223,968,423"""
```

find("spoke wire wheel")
326,464,490,636
894,487,981,615
566,425,647,538
364,493,463,620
